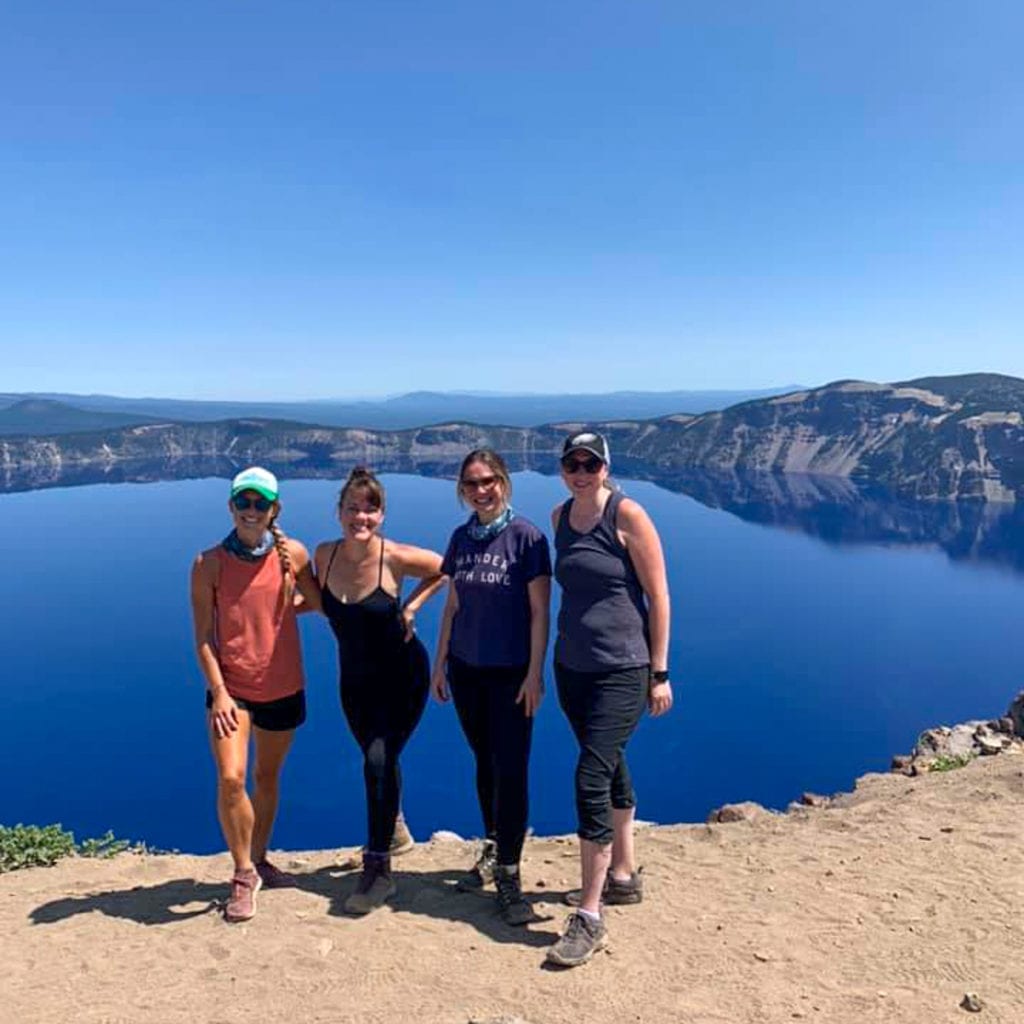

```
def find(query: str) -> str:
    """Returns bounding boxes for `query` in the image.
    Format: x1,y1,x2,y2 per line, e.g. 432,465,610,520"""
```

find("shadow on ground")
28,865,567,949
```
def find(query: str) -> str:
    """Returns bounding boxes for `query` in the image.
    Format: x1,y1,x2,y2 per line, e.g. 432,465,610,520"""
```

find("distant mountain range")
0,387,798,435
3,374,1023,502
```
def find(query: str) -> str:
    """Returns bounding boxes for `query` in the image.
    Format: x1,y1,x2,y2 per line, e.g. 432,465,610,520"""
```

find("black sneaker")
564,868,644,907
494,865,532,926
545,911,608,967
455,838,497,892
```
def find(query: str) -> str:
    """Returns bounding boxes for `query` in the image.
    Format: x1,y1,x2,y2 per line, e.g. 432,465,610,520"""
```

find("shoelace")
495,872,521,907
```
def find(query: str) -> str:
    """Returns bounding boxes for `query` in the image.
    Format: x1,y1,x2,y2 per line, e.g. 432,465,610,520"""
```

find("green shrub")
0,824,135,872
929,753,975,772
0,824,77,872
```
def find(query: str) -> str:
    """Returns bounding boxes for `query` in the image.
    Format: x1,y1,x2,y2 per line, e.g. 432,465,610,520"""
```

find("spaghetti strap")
322,541,341,589
377,537,386,587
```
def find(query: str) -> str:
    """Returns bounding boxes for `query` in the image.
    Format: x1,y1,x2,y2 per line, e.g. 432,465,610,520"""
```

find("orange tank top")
214,547,304,702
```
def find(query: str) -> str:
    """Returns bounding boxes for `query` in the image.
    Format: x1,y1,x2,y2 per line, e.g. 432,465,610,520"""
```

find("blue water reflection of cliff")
3,468,1023,854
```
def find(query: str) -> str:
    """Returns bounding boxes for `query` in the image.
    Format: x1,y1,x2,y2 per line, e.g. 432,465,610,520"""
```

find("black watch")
649,669,670,684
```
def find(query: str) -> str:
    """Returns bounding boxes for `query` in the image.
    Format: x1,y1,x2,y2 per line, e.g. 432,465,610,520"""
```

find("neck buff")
223,528,276,562
467,506,514,541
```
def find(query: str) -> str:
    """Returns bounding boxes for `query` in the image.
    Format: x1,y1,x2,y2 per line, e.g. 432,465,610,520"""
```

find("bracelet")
649,669,670,684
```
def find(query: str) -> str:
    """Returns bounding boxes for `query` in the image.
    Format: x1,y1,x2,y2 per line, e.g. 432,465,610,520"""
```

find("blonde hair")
266,514,295,615
457,449,511,507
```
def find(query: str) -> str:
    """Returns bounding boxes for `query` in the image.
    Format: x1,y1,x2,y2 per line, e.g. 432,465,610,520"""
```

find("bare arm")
618,499,673,717
391,542,445,626
288,538,321,614
516,575,551,717
190,551,239,737
430,581,458,702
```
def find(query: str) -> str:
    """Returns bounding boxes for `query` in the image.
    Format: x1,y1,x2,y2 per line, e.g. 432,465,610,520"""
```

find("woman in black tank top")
545,431,674,969
314,467,446,915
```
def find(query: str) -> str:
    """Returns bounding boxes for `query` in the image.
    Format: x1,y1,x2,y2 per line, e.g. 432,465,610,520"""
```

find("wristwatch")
649,669,670,684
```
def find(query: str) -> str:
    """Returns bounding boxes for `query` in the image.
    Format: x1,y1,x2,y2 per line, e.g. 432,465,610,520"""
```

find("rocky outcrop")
3,373,1024,501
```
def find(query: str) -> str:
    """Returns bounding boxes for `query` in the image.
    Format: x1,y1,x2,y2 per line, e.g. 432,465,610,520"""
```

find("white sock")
576,906,601,923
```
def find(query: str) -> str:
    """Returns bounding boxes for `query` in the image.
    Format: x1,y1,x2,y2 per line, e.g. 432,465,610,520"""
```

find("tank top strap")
557,499,573,532
377,537,386,587
322,541,341,590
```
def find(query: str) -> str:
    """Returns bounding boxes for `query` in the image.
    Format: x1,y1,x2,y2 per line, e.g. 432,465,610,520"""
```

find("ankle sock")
576,906,601,923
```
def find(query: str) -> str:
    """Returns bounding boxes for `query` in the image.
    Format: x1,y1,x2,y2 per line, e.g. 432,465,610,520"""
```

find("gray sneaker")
545,911,608,967
564,869,644,907
344,854,397,916
455,838,497,892
494,865,532,926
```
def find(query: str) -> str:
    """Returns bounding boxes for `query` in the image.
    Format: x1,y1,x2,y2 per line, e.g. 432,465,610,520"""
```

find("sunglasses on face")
561,455,603,474
461,475,499,491
231,494,273,512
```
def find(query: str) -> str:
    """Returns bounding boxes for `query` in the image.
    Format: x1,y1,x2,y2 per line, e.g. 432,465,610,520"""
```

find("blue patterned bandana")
222,529,275,562
467,507,514,541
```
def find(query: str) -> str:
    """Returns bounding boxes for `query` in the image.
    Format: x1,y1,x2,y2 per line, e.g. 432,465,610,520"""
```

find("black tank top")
321,540,409,675
554,491,650,672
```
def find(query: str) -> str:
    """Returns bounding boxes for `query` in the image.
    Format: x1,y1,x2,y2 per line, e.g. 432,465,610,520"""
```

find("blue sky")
2,1,1021,399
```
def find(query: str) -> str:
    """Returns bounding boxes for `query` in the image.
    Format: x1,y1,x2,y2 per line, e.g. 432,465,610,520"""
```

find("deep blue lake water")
3,469,1024,854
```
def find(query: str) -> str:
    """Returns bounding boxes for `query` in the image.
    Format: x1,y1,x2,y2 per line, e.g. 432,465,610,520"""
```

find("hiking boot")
255,858,296,889
494,864,532,926
390,814,416,856
545,911,608,968
455,838,497,892
344,853,397,916
337,815,416,870
224,867,262,923
564,869,644,907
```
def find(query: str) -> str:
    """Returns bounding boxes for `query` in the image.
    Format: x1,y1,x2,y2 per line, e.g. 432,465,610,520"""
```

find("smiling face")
339,485,384,541
459,458,508,523
559,448,609,498
229,489,277,540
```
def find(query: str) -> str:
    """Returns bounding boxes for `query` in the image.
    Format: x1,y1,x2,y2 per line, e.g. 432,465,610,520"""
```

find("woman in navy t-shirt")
431,448,551,926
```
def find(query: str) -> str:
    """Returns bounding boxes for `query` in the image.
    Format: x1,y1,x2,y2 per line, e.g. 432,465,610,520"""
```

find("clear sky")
2,1,1021,399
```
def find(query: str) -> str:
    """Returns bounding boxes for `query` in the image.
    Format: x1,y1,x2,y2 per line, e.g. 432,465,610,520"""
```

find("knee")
252,763,281,793
217,772,247,802
364,738,391,778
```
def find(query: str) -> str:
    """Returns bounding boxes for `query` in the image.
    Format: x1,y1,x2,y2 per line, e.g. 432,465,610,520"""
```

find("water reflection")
5,456,1024,573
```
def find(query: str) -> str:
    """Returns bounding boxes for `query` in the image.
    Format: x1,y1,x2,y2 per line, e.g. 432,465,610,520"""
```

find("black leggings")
340,640,430,854
448,656,533,866
555,662,648,846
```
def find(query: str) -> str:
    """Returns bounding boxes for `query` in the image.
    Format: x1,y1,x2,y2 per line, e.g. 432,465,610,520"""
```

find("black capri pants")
554,663,648,846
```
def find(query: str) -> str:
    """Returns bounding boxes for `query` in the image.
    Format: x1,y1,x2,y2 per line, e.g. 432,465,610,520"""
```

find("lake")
3,467,1023,854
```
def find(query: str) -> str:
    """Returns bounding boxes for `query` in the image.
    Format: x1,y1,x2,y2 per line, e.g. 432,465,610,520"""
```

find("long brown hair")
268,511,294,615
457,448,511,507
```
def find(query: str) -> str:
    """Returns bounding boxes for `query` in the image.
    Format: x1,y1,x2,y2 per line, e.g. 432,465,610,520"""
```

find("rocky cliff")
3,374,1024,501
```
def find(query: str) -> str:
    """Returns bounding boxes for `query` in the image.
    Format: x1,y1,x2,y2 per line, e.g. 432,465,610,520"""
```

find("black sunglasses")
561,455,603,474
231,494,273,512
461,474,499,490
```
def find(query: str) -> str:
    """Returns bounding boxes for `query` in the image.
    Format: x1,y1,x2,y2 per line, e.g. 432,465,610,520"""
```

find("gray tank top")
554,491,650,672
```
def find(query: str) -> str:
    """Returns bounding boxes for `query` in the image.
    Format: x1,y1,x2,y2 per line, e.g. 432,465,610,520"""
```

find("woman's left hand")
648,680,673,717
515,672,545,717
400,606,416,643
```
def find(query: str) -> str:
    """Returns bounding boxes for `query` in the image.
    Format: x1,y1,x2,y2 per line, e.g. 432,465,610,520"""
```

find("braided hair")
269,515,295,615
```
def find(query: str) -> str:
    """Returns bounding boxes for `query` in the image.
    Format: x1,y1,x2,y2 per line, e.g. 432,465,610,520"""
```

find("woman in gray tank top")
545,430,673,968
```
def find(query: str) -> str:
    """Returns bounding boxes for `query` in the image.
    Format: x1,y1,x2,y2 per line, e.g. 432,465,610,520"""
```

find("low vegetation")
0,824,133,873
928,753,976,773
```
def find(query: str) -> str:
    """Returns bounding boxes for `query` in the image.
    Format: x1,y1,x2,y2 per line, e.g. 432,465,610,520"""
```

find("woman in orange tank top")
190,467,320,923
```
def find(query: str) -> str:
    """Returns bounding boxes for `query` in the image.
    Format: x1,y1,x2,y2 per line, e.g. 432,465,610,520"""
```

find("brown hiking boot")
564,868,644,907
455,838,497,892
545,911,608,967
224,867,262,922
337,814,416,870
344,854,397,915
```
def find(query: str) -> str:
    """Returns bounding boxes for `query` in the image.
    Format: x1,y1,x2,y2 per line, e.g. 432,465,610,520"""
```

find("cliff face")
3,374,1024,501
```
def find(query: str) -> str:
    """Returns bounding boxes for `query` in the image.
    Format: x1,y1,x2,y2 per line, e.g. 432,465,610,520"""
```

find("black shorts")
205,689,306,732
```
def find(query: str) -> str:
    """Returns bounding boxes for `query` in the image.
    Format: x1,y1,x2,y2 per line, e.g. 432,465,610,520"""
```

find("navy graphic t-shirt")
441,515,552,668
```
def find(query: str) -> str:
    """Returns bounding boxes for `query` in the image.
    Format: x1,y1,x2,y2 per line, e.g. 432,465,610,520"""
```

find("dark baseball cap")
561,430,610,466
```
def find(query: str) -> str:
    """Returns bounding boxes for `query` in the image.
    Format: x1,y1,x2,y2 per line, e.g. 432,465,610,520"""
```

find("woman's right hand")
430,665,449,703
209,687,240,738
